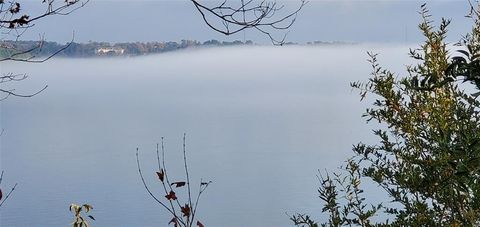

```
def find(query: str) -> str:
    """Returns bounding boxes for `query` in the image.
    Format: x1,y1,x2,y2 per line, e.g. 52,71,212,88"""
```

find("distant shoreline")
0,39,356,58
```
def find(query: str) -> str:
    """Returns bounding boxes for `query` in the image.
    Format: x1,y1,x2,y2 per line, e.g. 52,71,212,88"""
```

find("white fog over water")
1,45,413,226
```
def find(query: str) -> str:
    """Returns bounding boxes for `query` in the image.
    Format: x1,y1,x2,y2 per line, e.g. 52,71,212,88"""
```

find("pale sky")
17,0,472,44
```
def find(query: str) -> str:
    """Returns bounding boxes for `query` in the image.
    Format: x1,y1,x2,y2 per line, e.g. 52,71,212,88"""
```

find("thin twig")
190,0,307,45
135,148,176,215
0,170,17,209
183,133,193,226
157,140,180,224
0,183,17,208
161,139,186,225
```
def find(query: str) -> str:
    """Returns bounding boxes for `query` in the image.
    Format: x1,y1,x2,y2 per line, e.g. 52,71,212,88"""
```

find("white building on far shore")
96,47,125,55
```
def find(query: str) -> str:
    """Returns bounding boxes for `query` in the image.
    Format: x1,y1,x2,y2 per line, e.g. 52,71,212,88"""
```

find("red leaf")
171,181,186,188
156,169,164,182
197,221,204,227
181,204,191,217
169,217,179,227
165,190,177,201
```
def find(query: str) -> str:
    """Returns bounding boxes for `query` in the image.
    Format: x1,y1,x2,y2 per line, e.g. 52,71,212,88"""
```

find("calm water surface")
0,45,410,226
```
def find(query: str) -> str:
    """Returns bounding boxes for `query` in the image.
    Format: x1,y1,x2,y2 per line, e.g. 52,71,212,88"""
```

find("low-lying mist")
1,45,413,227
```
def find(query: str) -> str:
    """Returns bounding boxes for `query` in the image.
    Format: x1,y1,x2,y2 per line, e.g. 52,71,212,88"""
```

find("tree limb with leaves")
293,3,480,226
136,135,211,227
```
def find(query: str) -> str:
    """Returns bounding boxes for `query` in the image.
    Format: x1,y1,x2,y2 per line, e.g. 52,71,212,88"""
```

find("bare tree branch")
0,32,75,62
0,0,89,29
136,147,187,226
0,85,48,101
467,0,479,18
0,1,88,100
190,0,307,45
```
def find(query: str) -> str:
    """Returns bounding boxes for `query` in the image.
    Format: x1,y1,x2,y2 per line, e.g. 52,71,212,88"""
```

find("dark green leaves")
295,4,480,226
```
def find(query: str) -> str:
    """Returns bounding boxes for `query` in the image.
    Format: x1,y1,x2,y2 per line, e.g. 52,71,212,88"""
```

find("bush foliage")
293,4,480,226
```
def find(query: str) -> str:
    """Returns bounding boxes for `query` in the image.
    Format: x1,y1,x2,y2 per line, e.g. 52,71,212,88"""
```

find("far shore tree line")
0,39,352,58
0,39,254,58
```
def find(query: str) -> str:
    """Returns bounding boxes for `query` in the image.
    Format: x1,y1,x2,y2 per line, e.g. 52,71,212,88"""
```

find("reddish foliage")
165,190,177,201
169,217,179,227
171,181,186,188
156,169,165,182
181,204,191,217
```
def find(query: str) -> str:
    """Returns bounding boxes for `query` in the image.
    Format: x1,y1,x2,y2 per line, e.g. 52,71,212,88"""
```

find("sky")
14,0,473,44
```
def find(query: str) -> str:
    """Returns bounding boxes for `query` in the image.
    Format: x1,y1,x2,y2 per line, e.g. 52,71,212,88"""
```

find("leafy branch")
136,134,211,227
69,203,95,227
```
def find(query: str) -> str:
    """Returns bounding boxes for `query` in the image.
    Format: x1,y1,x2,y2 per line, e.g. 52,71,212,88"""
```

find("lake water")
0,45,411,226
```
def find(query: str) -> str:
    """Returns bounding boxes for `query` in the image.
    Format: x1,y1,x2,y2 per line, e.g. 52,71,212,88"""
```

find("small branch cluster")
0,72,47,100
449,2,480,93
293,160,381,227
190,0,307,45
0,0,87,62
0,1,87,99
468,0,480,18
0,0,89,32
136,134,211,227
290,214,318,227
69,203,95,227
